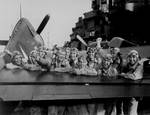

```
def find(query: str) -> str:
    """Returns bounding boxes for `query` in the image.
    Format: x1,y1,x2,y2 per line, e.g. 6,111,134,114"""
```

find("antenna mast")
20,0,22,19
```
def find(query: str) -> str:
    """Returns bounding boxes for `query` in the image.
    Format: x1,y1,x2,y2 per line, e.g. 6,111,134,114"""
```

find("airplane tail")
2,15,50,64
0,14,50,66
5,18,44,58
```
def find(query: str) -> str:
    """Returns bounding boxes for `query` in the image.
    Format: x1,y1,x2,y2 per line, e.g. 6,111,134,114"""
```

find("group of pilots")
1,37,146,115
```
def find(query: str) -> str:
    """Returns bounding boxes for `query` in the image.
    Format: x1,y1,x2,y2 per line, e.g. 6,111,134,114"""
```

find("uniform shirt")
122,62,143,80
112,54,123,74
73,65,97,76
98,66,118,79
69,59,78,68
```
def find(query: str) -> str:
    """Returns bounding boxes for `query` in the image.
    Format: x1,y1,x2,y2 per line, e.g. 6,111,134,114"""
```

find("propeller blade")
76,35,87,46
36,14,50,34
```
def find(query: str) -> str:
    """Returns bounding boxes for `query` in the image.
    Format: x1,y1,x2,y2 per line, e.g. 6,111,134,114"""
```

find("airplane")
0,14,50,64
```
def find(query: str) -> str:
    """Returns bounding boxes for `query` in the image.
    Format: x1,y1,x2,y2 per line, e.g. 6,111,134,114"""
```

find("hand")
119,73,126,77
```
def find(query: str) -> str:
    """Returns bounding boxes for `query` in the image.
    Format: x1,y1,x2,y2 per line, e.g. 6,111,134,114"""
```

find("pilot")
110,47,123,74
11,51,26,67
0,50,13,70
120,50,143,115
86,47,96,68
4,50,39,70
69,48,79,68
73,55,88,75
65,47,70,60
38,46,47,58
97,54,118,115
109,47,124,115
56,49,64,66
5,51,27,69
50,45,60,69
54,49,71,72
110,47,120,58
34,46,51,71
29,48,39,65
121,50,143,80
98,54,118,79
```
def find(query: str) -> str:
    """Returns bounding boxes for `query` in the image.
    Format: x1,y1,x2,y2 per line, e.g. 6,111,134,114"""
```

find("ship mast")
19,0,22,19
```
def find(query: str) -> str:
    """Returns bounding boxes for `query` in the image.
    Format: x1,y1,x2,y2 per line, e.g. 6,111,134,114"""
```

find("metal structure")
69,0,150,50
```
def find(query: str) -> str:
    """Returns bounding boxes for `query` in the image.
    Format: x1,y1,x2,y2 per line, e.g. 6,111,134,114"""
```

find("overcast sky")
0,0,91,48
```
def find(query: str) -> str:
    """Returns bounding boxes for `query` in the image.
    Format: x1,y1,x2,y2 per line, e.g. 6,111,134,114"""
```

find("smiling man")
122,50,143,80
120,50,144,115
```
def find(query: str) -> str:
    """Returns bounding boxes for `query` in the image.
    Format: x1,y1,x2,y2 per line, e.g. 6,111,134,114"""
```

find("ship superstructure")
70,0,150,50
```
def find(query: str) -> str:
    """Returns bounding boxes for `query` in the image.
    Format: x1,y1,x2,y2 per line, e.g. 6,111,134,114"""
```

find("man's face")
88,52,95,60
65,49,70,57
39,51,45,58
78,57,87,68
14,55,23,65
70,51,77,60
115,56,121,64
58,53,65,62
128,54,138,66
110,49,118,57
31,50,37,58
103,60,111,69
96,57,102,64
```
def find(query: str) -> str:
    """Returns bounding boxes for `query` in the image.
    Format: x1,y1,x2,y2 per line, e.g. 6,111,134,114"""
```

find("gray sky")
0,0,91,48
